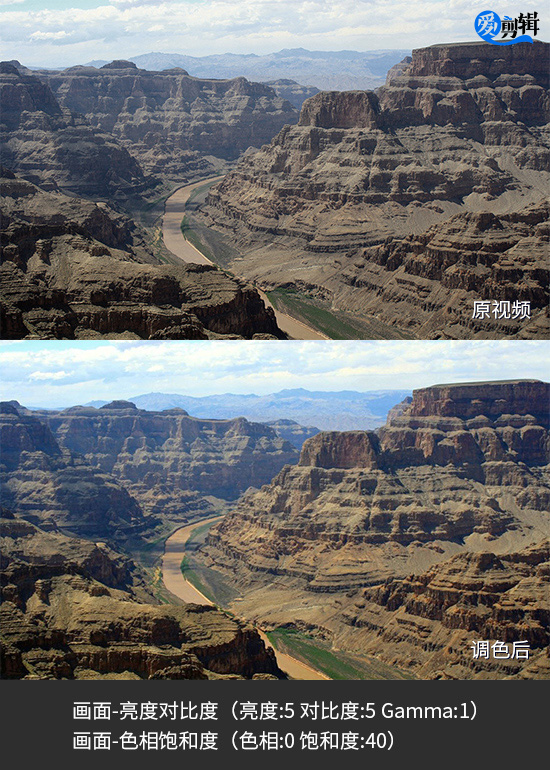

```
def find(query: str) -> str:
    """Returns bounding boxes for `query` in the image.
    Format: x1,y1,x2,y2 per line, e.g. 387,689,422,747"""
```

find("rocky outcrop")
336,202,550,339
0,508,147,598
358,540,550,646
0,171,284,339
265,419,320,448
197,41,550,339
0,169,160,263
298,430,379,469
196,379,550,678
336,539,550,679
405,379,549,419
22,401,300,521
0,403,148,540
0,511,282,679
0,62,151,198
37,61,298,180
201,379,550,588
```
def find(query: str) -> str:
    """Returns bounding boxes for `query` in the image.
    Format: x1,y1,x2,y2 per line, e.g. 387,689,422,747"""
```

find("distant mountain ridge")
83,389,412,431
84,48,411,91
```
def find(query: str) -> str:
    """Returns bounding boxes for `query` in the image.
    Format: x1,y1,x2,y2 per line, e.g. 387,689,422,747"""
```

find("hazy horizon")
1,340,548,409
8,387,414,411
2,0,546,69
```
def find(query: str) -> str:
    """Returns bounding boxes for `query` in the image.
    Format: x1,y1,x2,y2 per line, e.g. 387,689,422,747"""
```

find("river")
162,180,328,340
162,519,329,681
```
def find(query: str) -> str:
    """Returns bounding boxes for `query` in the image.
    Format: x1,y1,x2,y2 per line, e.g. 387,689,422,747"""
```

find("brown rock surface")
0,402,148,540
196,41,550,339
0,510,282,679
195,380,550,678
31,400,299,520
203,379,550,588
335,539,550,678
0,62,151,198
37,61,298,181
0,171,284,339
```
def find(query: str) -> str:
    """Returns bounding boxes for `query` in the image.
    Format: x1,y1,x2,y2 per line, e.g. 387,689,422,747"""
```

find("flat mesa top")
422,40,549,48
427,379,546,387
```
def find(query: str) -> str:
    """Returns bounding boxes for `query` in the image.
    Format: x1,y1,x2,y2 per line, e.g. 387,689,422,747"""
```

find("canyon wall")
4,400,300,529
197,41,550,339
0,510,282,679
38,60,299,180
0,170,283,340
0,62,151,198
0,402,148,540
198,380,550,678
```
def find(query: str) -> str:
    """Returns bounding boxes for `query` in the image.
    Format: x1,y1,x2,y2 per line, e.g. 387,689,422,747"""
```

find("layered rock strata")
197,380,550,678
0,171,284,339
0,62,150,198
336,539,550,678
8,400,299,524
37,60,298,180
0,510,281,680
197,42,550,339
205,379,550,589
0,402,149,540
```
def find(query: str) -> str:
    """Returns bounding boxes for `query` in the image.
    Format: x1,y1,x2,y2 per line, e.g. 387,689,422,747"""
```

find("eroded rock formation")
0,170,284,339
0,62,151,198
0,510,282,679
0,402,148,540
197,41,550,339
37,60,298,180
6,400,299,526
335,539,550,679
197,379,550,678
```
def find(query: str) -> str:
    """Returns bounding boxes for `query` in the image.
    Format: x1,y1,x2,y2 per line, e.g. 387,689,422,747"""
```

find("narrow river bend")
162,520,329,681
162,180,328,341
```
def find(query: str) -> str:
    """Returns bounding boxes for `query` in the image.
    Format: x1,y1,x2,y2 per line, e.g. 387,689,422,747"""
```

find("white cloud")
30,30,69,40
1,0,546,66
29,369,71,380
0,340,548,409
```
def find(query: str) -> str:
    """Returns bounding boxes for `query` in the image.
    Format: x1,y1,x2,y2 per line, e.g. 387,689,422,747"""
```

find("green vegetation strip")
180,215,220,264
266,289,370,340
180,555,217,603
187,179,220,204
266,628,415,681
179,517,240,606
185,521,218,543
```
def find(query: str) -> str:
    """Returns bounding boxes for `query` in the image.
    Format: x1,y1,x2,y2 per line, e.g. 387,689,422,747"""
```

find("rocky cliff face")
196,379,550,678
24,400,299,521
0,170,284,339
337,539,550,679
37,61,298,180
0,510,282,679
0,62,151,198
197,41,550,339
0,403,148,540
204,379,550,588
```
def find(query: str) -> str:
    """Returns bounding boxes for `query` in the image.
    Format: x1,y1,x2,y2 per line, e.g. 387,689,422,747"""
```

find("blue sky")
1,1,546,68
0,340,548,408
